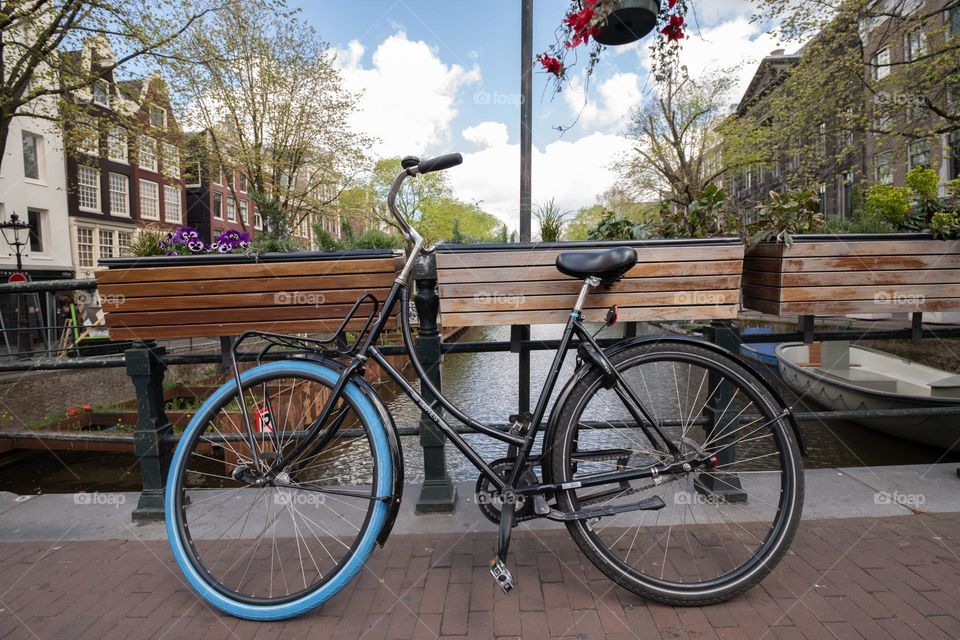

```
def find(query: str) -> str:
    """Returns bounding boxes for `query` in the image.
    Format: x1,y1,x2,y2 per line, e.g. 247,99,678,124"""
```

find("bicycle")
165,154,805,620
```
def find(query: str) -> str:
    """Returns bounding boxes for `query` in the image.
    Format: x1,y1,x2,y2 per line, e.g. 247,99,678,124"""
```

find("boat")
775,341,960,452
739,327,779,375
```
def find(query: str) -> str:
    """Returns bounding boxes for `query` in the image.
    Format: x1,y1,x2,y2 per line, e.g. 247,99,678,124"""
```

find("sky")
292,0,789,231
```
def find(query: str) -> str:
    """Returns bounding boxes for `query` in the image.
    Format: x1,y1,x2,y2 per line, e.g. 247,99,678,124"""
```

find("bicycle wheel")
549,341,803,606
166,359,393,620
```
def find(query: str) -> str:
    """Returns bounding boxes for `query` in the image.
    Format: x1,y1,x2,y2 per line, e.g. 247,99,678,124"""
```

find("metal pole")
127,345,173,521
520,0,533,242
413,254,456,513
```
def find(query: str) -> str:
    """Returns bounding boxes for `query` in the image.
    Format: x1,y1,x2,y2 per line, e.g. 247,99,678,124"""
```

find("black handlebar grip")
417,153,463,175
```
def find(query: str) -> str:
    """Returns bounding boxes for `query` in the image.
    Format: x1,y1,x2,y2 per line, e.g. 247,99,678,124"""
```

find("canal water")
1,323,958,493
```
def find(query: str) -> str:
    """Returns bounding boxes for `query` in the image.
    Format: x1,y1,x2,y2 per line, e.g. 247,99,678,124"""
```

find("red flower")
537,54,564,77
81,403,92,411
668,0,678,7
66,406,79,417
661,14,685,42
563,0,601,48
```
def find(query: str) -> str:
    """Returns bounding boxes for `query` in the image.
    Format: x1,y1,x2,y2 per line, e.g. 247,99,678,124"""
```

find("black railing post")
413,254,457,513
126,345,173,521
697,320,746,502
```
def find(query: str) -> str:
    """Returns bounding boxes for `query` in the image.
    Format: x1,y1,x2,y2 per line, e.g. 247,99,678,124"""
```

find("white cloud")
563,72,644,131
636,17,787,105
462,121,509,148
448,132,633,231
335,32,481,156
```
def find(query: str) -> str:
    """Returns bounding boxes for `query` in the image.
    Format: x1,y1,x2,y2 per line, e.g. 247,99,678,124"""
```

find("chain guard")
475,459,539,525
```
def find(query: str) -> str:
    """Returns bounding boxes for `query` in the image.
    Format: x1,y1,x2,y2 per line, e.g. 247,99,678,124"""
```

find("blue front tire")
165,360,392,620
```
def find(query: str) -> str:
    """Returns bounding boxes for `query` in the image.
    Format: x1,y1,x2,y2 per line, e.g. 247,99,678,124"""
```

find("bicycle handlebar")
387,153,463,245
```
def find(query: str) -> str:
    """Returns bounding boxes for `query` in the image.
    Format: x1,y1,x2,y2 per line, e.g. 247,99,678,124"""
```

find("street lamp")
0,212,33,357
0,212,30,273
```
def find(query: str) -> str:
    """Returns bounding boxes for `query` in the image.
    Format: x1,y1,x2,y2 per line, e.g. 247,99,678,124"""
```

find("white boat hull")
776,343,960,452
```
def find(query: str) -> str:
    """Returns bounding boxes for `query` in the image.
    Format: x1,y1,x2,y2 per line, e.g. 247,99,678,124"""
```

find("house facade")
61,38,186,277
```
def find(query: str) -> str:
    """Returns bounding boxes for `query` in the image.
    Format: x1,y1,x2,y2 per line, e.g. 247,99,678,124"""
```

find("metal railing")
2,255,960,521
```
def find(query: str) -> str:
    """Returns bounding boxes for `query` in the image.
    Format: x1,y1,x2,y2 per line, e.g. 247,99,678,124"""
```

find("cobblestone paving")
1,514,959,639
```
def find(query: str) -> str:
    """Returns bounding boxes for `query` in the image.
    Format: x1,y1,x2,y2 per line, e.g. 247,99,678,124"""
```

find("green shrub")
905,166,939,201
748,189,823,246
863,184,912,226
128,227,168,256
588,210,651,240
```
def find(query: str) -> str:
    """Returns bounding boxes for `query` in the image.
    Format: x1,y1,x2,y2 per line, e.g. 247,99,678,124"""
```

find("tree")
617,63,763,210
0,0,228,174
417,197,501,244
368,157,450,234
168,1,369,233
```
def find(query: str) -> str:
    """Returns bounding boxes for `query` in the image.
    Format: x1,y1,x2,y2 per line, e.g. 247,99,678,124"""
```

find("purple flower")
170,226,201,245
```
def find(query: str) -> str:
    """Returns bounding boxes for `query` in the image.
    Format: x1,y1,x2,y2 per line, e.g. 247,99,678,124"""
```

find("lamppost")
0,213,33,357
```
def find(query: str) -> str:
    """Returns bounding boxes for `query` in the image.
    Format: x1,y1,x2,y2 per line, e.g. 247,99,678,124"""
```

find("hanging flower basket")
595,0,661,45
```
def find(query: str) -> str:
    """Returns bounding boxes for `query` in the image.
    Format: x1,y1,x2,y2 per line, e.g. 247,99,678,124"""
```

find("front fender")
543,335,807,468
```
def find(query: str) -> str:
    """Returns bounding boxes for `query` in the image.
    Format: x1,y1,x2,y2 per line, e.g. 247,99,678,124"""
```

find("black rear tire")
548,341,803,606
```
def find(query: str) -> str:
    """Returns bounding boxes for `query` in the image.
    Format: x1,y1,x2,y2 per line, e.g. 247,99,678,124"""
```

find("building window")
77,166,101,211
139,136,157,171
149,105,167,129
239,200,249,224
872,47,890,80
118,231,132,256
254,208,263,230
140,179,159,219
817,122,827,156
108,173,129,216
99,229,115,259
875,151,893,184
951,7,960,36
238,173,247,192
21,131,41,180
26,209,44,253
213,191,223,220
77,116,98,156
164,185,182,223
92,79,110,108
909,139,931,169
76,227,95,268
107,127,128,163
818,183,827,215
227,197,236,221
841,172,854,218
904,30,927,62
162,143,180,178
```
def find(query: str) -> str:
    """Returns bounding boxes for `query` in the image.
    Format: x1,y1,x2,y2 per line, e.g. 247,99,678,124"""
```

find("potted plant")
742,172,960,317
95,225,403,341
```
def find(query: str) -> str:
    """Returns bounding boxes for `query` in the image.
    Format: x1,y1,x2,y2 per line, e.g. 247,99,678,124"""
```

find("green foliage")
535,198,569,242
822,215,897,234
748,189,824,246
128,227,168,257
418,198,501,244
497,224,509,243
930,211,960,240
352,229,404,250
248,191,302,254
657,185,737,239
906,167,940,202
863,184,912,226
312,225,341,251
588,211,651,241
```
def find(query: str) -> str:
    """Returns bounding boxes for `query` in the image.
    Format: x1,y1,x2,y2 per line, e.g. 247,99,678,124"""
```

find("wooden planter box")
742,234,960,316
95,250,403,340
435,239,744,326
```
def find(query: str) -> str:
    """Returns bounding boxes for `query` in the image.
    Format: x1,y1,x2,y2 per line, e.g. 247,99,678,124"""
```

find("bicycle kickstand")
489,488,518,594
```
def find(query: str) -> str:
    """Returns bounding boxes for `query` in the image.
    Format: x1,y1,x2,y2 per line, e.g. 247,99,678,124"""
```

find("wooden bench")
434,240,744,326
95,250,403,340
743,235,960,316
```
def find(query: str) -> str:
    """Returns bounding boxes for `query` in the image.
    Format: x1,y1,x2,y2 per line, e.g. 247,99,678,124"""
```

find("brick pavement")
1,513,959,640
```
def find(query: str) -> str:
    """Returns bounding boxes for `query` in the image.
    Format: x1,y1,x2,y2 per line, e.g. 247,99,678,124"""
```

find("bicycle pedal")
489,557,515,594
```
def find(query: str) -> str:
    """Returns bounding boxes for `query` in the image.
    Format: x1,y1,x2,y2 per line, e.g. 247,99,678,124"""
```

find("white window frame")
904,30,928,62
76,226,95,269
77,166,101,212
227,197,237,222
108,172,129,217
908,138,931,169
212,191,223,220
164,185,182,223
162,143,180,178
149,104,167,129
872,47,891,80
139,179,160,220
875,151,893,184
239,200,249,224
139,135,157,172
92,79,110,108
254,208,263,230
77,116,99,156
107,126,128,163
21,131,43,182
98,229,116,259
